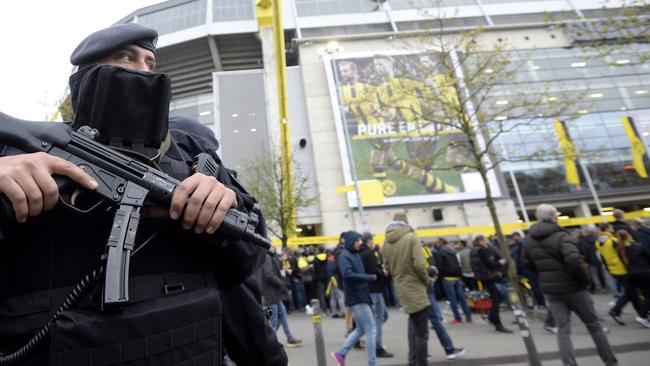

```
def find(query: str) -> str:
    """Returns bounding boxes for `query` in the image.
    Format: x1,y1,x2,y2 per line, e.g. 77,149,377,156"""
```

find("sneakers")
286,338,303,347
636,317,650,328
446,347,466,360
352,340,364,349
543,324,558,334
449,319,462,325
376,347,394,358
481,315,495,326
609,309,625,325
331,352,345,366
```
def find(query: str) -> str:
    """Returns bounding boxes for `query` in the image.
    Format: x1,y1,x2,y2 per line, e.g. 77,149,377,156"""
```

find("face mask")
68,64,172,157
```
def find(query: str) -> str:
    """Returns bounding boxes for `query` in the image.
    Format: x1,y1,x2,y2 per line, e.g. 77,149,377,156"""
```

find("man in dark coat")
360,232,393,358
261,247,303,347
470,235,512,334
612,209,635,239
522,204,617,366
631,218,650,253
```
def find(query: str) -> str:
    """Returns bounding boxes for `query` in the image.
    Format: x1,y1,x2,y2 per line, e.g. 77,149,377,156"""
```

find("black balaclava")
68,23,170,160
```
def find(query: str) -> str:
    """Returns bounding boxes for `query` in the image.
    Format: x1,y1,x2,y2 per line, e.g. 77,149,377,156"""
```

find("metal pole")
578,160,604,216
508,287,542,366
310,299,327,366
498,138,530,226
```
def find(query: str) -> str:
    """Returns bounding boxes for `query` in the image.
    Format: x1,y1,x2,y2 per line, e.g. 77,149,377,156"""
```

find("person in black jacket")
261,247,304,346
522,204,617,366
360,232,394,358
0,23,287,366
617,231,650,328
577,228,608,294
612,209,635,239
435,238,472,323
470,235,512,333
631,218,650,253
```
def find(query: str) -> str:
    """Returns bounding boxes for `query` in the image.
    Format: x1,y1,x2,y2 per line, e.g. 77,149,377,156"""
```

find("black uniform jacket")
0,116,287,366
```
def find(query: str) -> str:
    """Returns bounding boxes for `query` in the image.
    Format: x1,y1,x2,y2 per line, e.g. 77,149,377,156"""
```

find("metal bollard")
310,299,327,366
508,286,542,366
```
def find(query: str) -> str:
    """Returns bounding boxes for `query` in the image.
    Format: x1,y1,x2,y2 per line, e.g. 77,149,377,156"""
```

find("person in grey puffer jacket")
522,204,617,366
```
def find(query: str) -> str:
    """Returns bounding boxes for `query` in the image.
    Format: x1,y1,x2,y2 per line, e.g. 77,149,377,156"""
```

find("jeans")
547,290,617,366
442,279,472,321
338,303,377,366
611,274,643,317
426,287,454,354
407,307,429,366
605,271,621,297
370,292,388,348
330,287,345,317
494,280,513,310
290,277,307,310
270,302,294,341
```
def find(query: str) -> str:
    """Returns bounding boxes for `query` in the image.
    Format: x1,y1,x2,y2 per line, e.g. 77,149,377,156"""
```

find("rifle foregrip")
201,208,272,250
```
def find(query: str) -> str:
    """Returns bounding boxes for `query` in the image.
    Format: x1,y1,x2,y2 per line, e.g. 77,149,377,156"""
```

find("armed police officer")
0,23,287,365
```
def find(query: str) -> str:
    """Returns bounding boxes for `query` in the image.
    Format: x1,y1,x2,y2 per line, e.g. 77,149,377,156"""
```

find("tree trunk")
472,141,541,366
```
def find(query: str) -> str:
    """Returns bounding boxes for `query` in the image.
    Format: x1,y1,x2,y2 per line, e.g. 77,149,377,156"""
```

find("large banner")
323,50,502,206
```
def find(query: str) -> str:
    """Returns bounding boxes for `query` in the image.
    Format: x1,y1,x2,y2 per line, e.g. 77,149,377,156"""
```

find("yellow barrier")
271,210,650,247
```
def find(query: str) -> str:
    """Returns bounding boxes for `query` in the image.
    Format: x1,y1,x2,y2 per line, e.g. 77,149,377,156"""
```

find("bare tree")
240,145,317,247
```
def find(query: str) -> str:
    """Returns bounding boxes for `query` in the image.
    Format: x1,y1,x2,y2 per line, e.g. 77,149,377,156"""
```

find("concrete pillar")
259,27,281,148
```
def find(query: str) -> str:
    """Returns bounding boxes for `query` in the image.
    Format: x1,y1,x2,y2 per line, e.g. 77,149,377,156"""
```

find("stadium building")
116,0,650,239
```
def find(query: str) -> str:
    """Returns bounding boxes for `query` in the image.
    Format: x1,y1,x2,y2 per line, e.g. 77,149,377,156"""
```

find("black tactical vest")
0,118,225,366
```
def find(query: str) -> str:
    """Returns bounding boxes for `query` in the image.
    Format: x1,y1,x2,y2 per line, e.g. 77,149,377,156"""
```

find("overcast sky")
0,0,161,121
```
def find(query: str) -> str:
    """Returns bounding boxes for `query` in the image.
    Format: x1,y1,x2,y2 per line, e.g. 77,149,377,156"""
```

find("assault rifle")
0,111,272,311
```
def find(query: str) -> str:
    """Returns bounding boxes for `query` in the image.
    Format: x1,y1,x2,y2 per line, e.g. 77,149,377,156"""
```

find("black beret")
70,23,158,66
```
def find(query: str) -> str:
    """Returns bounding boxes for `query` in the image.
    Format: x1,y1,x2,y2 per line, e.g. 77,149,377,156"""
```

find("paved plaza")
281,294,650,366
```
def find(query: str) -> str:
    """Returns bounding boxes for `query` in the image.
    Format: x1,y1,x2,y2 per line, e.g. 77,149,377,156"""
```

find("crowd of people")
259,206,650,366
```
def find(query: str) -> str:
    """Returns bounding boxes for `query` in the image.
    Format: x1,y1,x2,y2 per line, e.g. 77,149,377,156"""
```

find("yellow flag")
553,120,581,186
621,115,648,178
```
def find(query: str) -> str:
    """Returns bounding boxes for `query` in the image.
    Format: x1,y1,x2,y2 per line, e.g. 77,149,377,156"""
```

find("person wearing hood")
522,204,617,366
383,212,465,365
331,231,378,366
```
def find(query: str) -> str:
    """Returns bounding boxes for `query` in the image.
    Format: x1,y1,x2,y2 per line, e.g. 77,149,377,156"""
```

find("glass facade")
138,0,206,34
480,0,550,3
169,93,214,126
389,0,477,10
213,0,255,22
295,0,380,17
492,44,650,199
215,71,270,173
